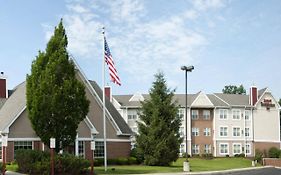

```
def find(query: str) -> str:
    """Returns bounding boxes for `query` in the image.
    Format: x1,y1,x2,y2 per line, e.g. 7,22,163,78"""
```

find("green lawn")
5,157,255,174
95,157,254,174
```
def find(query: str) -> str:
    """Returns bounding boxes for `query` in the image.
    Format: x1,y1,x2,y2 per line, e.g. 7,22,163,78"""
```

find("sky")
1,0,281,99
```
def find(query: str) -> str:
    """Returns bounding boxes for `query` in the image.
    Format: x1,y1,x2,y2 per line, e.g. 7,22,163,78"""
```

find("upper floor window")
233,127,241,137
192,128,199,136
245,110,250,120
220,127,228,137
128,114,137,120
179,127,184,137
232,109,241,120
245,127,250,137
191,110,199,120
203,110,210,120
219,109,228,119
204,128,211,136
178,108,184,119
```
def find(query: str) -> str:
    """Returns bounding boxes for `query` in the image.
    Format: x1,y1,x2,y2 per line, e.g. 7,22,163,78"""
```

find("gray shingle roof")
0,98,7,109
0,82,26,131
207,94,229,107
214,93,250,106
89,81,132,135
258,88,267,98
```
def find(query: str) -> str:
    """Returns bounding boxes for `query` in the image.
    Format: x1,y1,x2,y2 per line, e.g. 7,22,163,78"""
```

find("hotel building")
112,87,280,157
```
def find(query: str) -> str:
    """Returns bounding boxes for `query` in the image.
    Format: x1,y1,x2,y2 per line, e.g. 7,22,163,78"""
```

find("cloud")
42,0,226,89
192,0,226,11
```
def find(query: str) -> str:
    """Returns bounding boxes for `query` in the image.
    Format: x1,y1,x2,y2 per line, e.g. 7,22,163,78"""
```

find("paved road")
208,167,281,175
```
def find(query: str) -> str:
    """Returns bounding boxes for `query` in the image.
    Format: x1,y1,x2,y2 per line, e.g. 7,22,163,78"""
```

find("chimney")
0,72,7,98
249,86,258,106
104,86,111,101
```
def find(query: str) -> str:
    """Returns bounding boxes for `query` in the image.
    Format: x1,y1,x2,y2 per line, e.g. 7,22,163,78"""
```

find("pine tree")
26,19,90,152
136,72,182,166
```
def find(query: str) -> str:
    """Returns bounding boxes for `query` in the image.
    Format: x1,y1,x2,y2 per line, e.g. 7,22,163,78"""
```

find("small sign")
50,138,56,148
91,141,95,150
2,135,8,147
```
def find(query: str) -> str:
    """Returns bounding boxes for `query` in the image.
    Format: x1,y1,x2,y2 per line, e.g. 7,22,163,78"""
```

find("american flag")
104,37,121,86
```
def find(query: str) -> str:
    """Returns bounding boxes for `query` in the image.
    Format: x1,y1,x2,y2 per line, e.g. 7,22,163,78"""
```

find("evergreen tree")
26,19,89,152
136,72,182,166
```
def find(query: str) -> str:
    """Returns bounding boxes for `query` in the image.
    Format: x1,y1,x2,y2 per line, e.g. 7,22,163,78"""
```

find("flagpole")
102,27,107,171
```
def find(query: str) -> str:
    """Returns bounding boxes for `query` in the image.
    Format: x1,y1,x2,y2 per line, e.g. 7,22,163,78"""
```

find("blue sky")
1,0,281,99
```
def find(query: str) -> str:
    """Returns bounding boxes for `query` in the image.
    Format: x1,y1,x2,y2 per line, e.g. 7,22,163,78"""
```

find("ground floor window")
219,143,228,154
14,141,32,151
78,141,85,158
246,144,251,155
192,144,199,154
94,141,104,158
233,144,241,155
180,144,185,154
204,144,211,154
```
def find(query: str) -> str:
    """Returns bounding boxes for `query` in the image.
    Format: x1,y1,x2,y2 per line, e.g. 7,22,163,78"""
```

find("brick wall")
6,141,14,162
263,158,281,167
254,142,280,154
107,141,131,159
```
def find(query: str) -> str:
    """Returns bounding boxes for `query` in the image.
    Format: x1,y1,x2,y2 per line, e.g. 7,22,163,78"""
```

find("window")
204,144,211,154
191,110,199,120
94,141,104,158
219,127,228,137
204,128,211,136
128,114,137,120
232,109,241,120
233,144,241,155
192,128,199,136
179,127,184,137
180,144,185,154
246,144,251,154
178,109,184,119
219,109,228,119
14,141,32,151
203,110,210,120
220,143,228,154
245,128,250,137
245,110,250,120
233,127,241,137
192,144,199,154
78,141,85,158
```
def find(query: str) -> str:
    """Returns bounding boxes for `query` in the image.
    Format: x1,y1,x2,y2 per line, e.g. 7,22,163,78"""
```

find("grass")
94,157,254,174
5,157,256,174
6,163,19,172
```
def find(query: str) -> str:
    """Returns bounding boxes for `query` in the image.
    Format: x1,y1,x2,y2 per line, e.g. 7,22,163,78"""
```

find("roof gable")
191,92,214,107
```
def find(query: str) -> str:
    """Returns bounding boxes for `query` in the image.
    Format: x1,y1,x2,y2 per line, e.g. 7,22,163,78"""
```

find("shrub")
255,149,263,163
201,153,213,159
225,154,230,157
181,153,191,158
268,147,281,158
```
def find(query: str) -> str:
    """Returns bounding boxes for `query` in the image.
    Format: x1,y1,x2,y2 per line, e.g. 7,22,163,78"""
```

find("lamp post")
181,65,194,172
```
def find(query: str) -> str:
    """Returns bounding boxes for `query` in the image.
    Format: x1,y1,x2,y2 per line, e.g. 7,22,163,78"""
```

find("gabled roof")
258,88,267,98
0,82,26,132
89,81,132,135
207,94,229,107
0,98,7,109
214,93,250,106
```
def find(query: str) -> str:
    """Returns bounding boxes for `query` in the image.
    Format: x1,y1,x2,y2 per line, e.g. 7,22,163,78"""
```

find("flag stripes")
104,37,121,86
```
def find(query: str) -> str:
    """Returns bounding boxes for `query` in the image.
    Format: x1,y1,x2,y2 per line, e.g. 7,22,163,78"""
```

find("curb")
127,166,270,175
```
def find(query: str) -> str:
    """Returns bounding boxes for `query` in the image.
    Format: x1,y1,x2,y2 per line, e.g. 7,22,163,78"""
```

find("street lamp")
181,65,194,172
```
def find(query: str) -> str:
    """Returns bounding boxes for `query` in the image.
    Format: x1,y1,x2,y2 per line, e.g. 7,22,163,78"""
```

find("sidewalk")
5,171,26,175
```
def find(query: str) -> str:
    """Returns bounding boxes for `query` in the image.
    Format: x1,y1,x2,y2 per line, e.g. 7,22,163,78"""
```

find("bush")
181,152,191,158
255,149,263,163
15,149,90,175
201,153,213,159
225,154,230,157
268,147,281,158
234,153,245,157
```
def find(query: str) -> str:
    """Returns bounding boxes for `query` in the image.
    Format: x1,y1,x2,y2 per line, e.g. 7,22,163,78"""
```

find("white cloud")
192,0,225,11
41,23,54,41
42,0,226,88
